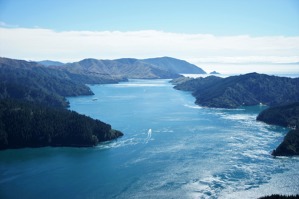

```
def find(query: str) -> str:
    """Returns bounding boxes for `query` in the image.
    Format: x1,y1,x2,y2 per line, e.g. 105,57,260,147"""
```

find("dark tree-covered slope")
174,73,299,108
259,194,299,199
0,100,123,149
257,102,299,128
257,102,299,156
142,56,206,74
272,129,299,156
0,57,93,108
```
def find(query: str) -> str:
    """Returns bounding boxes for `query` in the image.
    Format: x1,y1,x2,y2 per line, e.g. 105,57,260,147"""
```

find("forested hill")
257,102,299,156
173,73,299,108
0,100,123,149
0,57,124,149
257,102,299,128
0,57,93,108
51,57,206,79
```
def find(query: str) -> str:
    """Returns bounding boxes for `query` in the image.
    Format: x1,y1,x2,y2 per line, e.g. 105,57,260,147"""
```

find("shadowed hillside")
258,194,299,199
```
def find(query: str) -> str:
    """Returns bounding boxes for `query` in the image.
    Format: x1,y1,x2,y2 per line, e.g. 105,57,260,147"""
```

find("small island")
209,71,220,74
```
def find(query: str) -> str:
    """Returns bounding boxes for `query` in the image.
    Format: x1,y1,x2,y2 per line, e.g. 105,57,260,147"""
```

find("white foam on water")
96,138,139,149
154,128,174,133
177,119,292,198
225,114,256,121
184,104,203,109
148,142,189,155
219,163,299,198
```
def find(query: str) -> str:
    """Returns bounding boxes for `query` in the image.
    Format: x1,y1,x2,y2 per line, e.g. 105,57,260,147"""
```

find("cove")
0,79,298,199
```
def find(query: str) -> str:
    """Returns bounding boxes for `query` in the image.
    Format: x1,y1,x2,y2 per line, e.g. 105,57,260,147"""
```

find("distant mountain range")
173,73,299,108
49,56,206,79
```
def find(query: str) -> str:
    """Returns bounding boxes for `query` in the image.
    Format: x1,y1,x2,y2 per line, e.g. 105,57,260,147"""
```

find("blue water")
1,79,299,199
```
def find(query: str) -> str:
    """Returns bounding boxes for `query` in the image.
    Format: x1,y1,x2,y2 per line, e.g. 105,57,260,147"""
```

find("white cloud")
0,27,299,73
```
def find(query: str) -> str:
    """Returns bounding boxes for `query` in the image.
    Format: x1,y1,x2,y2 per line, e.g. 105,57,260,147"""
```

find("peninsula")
0,57,125,149
173,73,299,108
257,102,299,156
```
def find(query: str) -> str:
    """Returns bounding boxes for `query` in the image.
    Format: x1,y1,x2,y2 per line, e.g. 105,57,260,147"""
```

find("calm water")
1,79,299,199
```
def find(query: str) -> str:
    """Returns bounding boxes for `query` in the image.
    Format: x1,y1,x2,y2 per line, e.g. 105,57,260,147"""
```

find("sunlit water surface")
1,79,298,199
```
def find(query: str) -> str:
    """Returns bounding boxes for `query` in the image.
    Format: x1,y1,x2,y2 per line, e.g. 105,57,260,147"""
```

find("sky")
0,0,299,73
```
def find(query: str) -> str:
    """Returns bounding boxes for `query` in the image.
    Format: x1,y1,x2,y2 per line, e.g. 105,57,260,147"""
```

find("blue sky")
0,0,299,73
1,0,298,36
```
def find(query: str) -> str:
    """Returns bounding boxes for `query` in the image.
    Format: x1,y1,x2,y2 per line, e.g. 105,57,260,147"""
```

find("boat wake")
145,129,152,143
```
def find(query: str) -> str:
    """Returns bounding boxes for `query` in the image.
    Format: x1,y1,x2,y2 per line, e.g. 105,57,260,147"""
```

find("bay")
0,79,298,199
